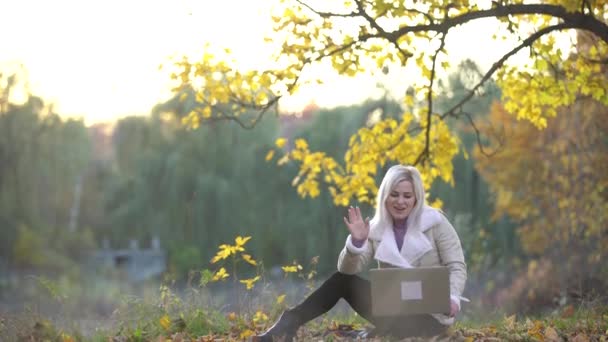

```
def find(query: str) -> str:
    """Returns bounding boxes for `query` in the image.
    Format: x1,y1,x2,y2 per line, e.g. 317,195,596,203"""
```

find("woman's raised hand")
343,206,370,241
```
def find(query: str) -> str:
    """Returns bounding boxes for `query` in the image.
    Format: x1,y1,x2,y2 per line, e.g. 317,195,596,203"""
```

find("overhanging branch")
462,110,500,158
414,32,447,166
391,4,608,43
440,22,574,120
295,0,357,18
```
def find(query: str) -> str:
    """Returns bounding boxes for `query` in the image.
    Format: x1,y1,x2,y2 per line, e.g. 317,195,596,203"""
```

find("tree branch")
581,56,608,65
414,33,447,166
391,4,608,43
353,0,415,61
404,7,436,24
355,0,387,35
440,22,573,121
295,0,357,18
317,39,364,61
206,105,273,130
192,93,281,130
462,110,499,158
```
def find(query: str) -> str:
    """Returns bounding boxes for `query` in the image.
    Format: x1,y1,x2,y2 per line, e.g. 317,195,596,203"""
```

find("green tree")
0,72,94,269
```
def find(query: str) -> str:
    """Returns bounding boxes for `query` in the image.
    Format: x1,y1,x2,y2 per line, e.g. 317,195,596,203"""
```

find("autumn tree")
474,98,608,297
172,0,608,205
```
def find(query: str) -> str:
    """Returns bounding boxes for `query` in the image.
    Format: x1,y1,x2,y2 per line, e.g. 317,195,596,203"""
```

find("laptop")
370,266,450,317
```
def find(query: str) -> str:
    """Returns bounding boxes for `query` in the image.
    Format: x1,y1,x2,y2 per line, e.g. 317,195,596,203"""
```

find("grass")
2,283,607,342
2,237,607,341
2,272,607,341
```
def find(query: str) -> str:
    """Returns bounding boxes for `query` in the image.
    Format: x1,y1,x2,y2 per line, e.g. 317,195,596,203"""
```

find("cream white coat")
337,206,467,325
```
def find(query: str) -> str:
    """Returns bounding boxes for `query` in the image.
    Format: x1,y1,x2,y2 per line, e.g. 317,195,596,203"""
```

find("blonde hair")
370,165,425,230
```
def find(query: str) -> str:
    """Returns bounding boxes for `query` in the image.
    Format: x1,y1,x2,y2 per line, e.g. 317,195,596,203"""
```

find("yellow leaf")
159,315,171,330
265,150,275,162
211,246,231,263
242,254,257,266
277,294,286,304
212,267,229,281
275,137,287,148
202,106,212,118
210,254,221,264
61,334,76,342
239,275,260,290
295,138,308,150
291,175,301,186
281,264,302,273
240,329,255,339
309,184,320,198
527,320,544,340
277,154,290,166
235,236,251,247
536,58,548,70
253,310,268,323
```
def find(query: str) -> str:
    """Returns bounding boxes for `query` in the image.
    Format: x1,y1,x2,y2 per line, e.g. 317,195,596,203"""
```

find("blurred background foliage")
0,59,606,320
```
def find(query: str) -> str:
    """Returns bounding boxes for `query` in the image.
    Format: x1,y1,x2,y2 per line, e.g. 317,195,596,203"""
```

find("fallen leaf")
61,334,76,342
572,333,590,342
159,315,171,330
504,314,517,331
544,326,560,342
527,319,544,340
170,332,186,342
239,329,254,339
561,305,575,318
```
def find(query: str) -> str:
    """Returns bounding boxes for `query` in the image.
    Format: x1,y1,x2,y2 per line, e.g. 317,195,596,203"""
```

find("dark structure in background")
93,237,166,282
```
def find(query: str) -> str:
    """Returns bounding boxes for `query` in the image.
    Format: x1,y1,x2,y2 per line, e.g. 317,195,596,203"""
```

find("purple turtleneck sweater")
352,218,408,250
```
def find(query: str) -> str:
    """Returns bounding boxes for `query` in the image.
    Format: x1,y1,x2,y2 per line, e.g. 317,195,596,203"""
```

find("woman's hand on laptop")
449,299,459,317
344,206,370,241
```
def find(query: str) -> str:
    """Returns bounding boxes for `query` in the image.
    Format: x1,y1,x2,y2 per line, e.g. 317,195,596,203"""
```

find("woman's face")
385,180,417,223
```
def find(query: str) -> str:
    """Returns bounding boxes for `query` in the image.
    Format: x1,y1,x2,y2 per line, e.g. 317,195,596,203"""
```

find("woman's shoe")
253,310,300,342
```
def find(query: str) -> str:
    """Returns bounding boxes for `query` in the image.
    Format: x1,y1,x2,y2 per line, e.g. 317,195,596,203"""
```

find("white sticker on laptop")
400,281,423,300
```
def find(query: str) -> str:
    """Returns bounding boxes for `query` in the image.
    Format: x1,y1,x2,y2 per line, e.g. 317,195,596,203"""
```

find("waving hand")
343,206,370,241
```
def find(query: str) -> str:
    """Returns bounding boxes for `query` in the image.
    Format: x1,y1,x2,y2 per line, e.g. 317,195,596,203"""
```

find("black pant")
290,272,447,338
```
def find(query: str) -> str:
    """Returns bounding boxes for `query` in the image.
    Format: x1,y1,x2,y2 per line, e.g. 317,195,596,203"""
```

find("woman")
255,165,467,340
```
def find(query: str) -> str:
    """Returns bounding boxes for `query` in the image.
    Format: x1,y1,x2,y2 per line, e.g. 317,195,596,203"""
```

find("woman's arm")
337,235,373,274
435,215,467,313
338,206,373,274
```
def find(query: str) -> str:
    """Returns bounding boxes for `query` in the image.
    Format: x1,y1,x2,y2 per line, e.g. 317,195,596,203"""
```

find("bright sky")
0,0,530,125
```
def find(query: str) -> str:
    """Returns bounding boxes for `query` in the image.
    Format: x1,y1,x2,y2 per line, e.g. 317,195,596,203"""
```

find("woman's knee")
326,271,361,289
329,271,356,282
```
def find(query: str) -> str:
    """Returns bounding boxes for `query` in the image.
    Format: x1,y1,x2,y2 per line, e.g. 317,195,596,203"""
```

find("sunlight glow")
0,0,277,124
0,0,562,124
